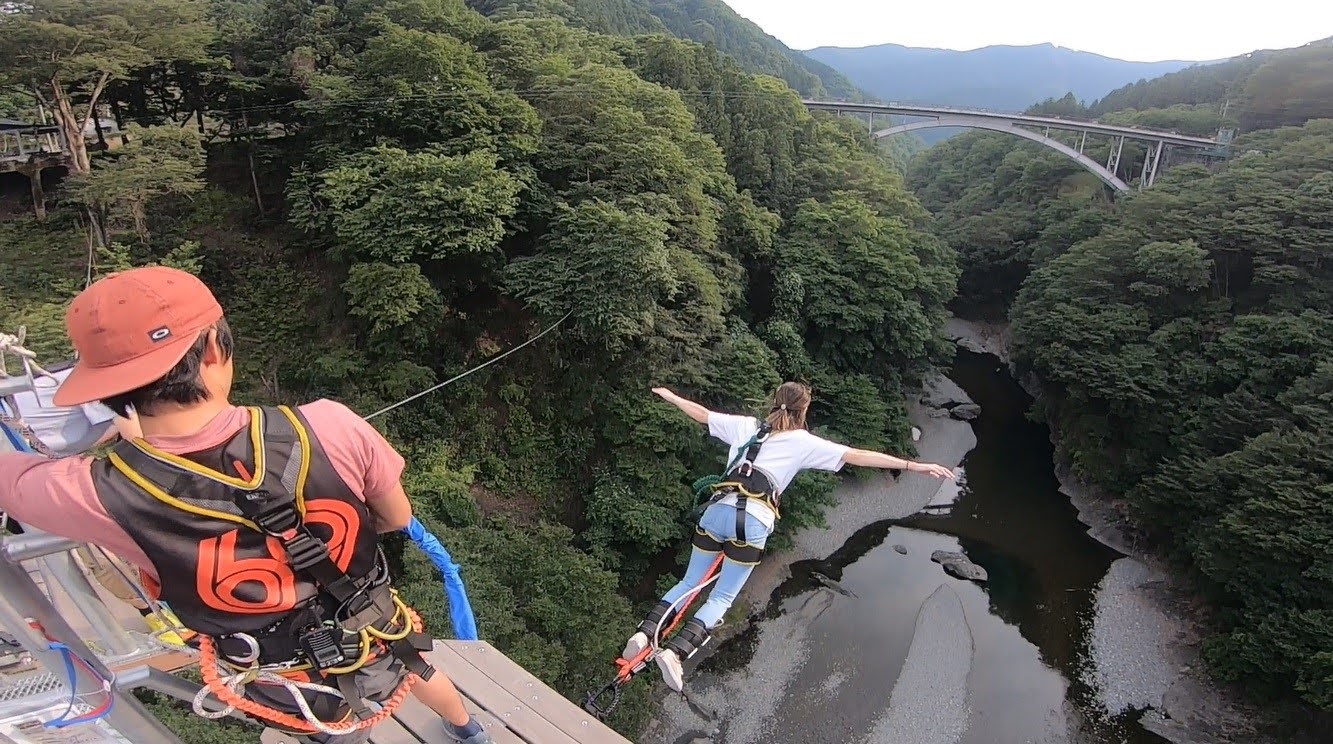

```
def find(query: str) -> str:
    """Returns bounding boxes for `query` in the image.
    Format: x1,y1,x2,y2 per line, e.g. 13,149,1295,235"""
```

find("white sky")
721,0,1333,62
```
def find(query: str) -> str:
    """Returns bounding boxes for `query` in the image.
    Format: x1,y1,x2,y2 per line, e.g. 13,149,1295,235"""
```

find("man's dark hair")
101,317,234,416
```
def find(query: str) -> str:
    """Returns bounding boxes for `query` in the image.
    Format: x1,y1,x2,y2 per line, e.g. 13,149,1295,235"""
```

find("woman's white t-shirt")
707,411,850,531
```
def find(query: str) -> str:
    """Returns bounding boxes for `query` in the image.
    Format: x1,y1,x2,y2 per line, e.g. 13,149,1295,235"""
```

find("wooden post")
27,166,47,221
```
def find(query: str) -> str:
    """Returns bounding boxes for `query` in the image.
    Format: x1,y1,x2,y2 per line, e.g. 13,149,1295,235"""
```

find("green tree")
63,124,205,245
288,146,523,267
0,0,213,173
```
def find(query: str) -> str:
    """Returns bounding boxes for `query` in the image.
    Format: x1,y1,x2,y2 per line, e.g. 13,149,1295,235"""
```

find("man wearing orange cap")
0,266,492,744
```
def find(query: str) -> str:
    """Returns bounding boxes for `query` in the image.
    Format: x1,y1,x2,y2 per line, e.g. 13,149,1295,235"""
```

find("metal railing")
0,530,197,743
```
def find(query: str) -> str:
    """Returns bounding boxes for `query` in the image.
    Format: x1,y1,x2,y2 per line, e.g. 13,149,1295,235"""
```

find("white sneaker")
622,631,649,661
656,649,685,691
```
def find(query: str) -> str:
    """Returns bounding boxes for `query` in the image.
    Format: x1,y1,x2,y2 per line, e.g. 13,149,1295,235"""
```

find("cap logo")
148,327,172,342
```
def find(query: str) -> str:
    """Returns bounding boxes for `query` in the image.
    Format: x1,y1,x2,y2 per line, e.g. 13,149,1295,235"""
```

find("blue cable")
43,642,114,728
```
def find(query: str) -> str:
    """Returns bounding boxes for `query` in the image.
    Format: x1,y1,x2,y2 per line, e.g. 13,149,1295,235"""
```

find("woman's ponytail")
764,382,811,433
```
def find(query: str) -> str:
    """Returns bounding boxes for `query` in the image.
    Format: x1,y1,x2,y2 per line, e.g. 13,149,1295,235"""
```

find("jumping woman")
624,382,955,691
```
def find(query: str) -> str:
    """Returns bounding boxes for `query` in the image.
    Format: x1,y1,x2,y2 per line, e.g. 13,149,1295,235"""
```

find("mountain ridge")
803,41,1208,111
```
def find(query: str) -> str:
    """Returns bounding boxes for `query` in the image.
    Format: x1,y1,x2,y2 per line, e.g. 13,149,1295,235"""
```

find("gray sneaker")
446,721,493,744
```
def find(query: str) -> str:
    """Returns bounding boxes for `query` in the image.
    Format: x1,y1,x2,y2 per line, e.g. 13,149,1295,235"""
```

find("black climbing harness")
693,422,777,565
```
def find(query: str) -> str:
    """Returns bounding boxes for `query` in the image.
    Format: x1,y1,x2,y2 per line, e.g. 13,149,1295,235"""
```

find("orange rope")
197,608,425,735
614,553,725,682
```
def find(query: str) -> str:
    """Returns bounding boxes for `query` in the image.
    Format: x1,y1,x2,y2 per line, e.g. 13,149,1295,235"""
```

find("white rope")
651,571,722,652
0,327,57,381
191,662,366,737
363,310,572,421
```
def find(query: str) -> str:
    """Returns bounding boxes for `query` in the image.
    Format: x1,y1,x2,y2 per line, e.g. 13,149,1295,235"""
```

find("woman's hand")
908,461,955,479
651,386,710,424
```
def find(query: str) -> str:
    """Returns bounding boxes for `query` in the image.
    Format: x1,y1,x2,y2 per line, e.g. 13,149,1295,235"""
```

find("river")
645,348,1170,744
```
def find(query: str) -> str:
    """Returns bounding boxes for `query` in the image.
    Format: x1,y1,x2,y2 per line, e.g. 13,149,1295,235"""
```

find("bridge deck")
260,641,630,744
803,99,1221,147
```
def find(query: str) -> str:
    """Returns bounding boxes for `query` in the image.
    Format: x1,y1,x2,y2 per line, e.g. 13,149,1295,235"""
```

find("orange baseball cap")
53,266,224,406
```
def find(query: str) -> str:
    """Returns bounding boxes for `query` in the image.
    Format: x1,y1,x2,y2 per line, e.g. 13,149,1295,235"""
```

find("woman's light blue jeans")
661,501,772,629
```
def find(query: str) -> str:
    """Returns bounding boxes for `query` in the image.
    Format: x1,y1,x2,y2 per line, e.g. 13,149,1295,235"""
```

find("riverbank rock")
921,374,973,410
931,550,988,583
894,544,908,555
866,584,973,744
944,317,1013,365
1086,558,1180,717
949,403,981,421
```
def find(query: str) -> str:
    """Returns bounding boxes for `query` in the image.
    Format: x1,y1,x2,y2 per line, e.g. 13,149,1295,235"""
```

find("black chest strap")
723,423,773,551
231,482,377,626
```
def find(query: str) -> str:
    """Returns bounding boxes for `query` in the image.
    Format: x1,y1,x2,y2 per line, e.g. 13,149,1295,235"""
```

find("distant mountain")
804,42,1204,111
468,0,863,98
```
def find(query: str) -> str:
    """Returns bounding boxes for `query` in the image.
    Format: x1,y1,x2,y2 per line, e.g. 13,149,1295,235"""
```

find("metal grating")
0,669,65,705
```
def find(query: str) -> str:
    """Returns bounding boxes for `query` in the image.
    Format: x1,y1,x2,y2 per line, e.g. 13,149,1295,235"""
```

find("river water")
653,348,1168,744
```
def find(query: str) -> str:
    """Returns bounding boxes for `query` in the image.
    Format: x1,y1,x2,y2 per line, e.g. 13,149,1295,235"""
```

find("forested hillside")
908,37,1333,712
468,0,862,98
0,0,952,738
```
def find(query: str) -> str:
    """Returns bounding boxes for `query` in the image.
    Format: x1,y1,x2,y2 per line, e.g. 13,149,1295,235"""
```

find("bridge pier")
1106,136,1125,179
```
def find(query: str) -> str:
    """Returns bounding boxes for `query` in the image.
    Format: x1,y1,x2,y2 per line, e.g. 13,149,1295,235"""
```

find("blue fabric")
403,517,479,641
1,419,32,452
661,502,772,629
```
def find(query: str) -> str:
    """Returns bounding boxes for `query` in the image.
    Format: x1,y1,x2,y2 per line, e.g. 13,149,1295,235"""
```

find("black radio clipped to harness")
297,624,347,671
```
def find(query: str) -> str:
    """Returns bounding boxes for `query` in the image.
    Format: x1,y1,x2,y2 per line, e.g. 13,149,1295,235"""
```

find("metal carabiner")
216,632,261,665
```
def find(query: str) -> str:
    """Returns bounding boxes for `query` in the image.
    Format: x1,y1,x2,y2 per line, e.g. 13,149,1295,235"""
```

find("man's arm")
368,482,413,533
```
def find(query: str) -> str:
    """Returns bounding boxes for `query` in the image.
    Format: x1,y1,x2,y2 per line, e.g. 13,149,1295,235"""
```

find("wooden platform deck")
261,640,631,744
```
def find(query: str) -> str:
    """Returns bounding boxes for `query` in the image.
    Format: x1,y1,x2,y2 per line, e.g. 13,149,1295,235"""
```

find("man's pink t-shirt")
0,400,405,584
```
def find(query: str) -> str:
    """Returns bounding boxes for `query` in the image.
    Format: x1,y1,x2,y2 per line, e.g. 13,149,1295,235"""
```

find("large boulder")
949,403,981,421
931,550,988,583
920,374,972,410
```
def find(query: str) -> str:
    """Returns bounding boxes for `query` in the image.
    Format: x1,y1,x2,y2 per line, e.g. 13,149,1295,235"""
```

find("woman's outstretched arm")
652,387,711,425
843,448,955,479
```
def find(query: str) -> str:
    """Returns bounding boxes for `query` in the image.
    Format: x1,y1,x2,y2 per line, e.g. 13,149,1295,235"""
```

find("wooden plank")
388,689,525,744
108,649,196,675
259,715,419,744
363,716,418,744
443,641,631,744
426,642,579,744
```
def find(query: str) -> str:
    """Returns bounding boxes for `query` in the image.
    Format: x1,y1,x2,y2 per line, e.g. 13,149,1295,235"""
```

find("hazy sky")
721,0,1333,62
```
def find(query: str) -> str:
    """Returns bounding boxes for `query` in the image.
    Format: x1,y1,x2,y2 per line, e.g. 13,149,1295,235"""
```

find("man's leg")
73,546,190,645
408,671,491,742
408,672,470,726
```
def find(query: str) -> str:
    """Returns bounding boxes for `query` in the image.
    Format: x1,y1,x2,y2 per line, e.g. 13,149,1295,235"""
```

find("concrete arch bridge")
803,100,1232,192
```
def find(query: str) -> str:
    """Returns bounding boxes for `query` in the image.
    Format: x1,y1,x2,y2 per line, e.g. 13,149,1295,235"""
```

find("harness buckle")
283,531,330,572
241,489,301,535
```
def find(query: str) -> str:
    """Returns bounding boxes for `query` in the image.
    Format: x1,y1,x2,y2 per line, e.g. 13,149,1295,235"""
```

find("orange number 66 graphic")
195,500,361,614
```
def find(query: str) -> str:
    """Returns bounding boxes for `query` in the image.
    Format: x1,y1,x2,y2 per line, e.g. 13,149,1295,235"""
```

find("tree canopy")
0,0,946,738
